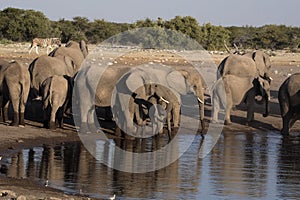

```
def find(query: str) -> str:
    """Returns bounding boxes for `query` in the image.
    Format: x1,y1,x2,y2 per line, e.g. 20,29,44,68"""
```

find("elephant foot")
263,113,269,118
224,120,232,125
281,128,289,136
211,119,219,124
43,121,49,128
19,113,25,127
10,122,19,127
49,121,56,130
79,123,89,134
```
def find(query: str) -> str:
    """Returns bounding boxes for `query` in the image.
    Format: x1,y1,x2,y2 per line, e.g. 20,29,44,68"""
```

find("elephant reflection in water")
7,152,25,179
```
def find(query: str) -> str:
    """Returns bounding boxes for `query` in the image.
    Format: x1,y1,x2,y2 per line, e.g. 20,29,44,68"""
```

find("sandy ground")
0,43,300,199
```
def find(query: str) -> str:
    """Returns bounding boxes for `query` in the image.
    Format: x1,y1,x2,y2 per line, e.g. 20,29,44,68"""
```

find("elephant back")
50,40,88,72
221,54,258,78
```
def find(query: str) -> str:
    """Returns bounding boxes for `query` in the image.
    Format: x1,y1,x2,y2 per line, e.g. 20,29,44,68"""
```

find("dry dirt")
0,43,300,199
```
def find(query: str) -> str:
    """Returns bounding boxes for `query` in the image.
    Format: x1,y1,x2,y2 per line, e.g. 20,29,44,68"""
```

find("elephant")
28,55,77,97
40,75,73,129
74,64,205,136
0,60,30,126
49,40,88,71
217,50,272,81
278,73,300,135
149,84,181,138
212,75,270,125
112,65,205,137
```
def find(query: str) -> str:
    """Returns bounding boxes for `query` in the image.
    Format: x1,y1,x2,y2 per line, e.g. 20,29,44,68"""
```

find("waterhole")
1,131,300,199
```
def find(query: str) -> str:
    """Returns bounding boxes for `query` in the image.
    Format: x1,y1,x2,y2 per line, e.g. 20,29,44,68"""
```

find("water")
1,131,300,200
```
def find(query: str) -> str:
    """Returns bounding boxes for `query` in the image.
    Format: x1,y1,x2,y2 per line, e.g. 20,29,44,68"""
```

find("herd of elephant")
0,41,299,138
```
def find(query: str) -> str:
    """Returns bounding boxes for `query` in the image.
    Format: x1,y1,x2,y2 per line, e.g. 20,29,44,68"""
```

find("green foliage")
0,7,52,41
200,23,230,50
0,7,300,50
105,27,202,50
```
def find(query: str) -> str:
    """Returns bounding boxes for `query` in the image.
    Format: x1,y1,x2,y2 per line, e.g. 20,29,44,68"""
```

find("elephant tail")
217,56,228,79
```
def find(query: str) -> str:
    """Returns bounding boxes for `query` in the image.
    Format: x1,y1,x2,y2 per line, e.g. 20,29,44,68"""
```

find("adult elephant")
29,55,77,96
212,75,270,125
217,50,272,81
278,73,300,135
112,65,205,136
74,64,205,135
49,40,88,71
41,75,73,129
0,60,30,126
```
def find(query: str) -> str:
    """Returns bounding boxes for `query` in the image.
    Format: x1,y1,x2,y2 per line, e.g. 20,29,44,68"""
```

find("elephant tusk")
269,76,273,81
33,96,42,101
160,96,170,104
197,98,204,104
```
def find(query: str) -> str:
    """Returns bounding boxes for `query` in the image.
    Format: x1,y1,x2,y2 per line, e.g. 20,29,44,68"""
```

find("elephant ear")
80,40,88,58
263,53,271,69
63,56,76,75
166,70,188,95
126,71,146,97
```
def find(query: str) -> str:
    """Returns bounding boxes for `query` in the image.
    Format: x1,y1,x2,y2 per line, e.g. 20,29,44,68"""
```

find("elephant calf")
212,75,270,125
0,60,30,126
41,75,72,129
278,73,300,135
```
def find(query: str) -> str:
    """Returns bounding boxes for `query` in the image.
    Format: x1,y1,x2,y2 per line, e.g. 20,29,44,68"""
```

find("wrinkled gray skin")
147,95,167,135
74,65,205,135
149,84,181,139
218,50,272,81
29,55,77,97
49,40,88,71
113,66,204,136
0,60,30,126
212,75,270,125
41,75,72,129
278,73,300,135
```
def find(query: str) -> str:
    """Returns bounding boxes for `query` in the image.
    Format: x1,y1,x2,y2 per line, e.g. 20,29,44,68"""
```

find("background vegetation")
0,7,299,51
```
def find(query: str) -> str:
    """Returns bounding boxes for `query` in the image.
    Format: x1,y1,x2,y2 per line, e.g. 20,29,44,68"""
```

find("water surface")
1,131,300,200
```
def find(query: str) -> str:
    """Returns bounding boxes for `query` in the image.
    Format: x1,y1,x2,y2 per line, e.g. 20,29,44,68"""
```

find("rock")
17,195,26,200
0,190,17,198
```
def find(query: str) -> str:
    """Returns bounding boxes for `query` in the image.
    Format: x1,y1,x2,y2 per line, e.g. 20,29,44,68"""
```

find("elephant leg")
166,111,172,140
50,105,59,130
172,103,180,128
199,102,205,134
246,102,255,124
10,98,20,126
19,112,25,127
19,101,26,127
43,106,50,128
224,96,233,125
288,112,298,130
56,107,64,129
212,95,220,123
281,110,293,135
1,98,9,123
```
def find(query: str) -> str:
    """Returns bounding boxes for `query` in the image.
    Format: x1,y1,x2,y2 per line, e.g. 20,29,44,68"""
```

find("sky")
0,0,299,27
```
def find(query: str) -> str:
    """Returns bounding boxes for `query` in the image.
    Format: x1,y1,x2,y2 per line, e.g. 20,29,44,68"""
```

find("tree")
0,7,51,41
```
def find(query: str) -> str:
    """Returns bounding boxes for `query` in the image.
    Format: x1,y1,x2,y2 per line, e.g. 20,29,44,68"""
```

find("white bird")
45,180,49,187
109,194,116,200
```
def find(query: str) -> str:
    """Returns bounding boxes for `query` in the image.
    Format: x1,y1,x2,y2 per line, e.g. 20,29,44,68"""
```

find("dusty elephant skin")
218,50,272,81
41,75,72,130
212,75,271,125
0,60,30,126
278,73,300,135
